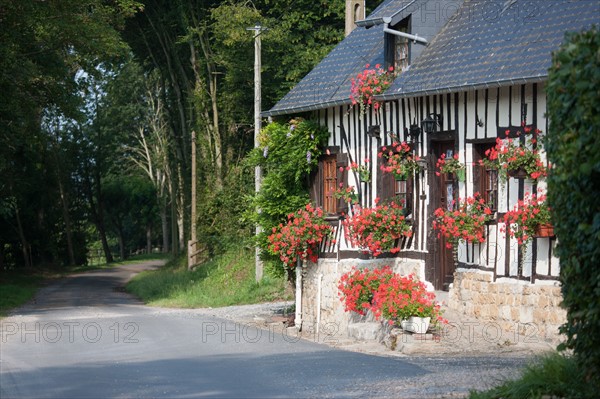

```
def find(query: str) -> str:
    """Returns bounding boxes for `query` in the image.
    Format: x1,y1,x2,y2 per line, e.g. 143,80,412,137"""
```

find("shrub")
546,26,600,384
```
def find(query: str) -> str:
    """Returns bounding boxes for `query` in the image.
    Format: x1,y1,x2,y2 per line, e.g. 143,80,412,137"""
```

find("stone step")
347,322,384,341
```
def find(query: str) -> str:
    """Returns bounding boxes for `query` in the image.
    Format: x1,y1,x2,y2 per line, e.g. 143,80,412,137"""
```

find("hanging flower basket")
507,167,529,179
436,153,466,182
433,193,493,248
502,193,552,244
479,129,547,182
379,141,421,180
534,223,555,238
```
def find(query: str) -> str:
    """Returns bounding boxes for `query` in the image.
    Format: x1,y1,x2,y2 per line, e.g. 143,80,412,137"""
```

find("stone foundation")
299,257,424,337
448,269,567,344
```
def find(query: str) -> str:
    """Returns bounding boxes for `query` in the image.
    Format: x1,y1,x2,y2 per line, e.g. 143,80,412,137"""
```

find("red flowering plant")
372,273,446,325
338,266,394,315
338,267,447,326
332,184,359,205
502,193,552,245
378,141,421,180
436,152,465,182
350,64,395,115
267,203,334,268
479,128,547,182
433,193,493,248
348,158,371,182
342,198,413,257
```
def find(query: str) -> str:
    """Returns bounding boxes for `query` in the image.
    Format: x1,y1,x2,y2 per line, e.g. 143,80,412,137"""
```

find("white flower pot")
400,316,431,333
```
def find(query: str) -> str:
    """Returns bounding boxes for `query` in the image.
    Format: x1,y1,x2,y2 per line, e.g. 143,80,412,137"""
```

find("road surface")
1,261,530,398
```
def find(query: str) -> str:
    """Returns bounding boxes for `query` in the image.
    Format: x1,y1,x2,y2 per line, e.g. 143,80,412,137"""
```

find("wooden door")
432,141,457,290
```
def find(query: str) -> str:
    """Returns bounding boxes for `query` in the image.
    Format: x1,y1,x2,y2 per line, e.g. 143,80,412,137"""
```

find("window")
474,143,498,212
310,151,348,216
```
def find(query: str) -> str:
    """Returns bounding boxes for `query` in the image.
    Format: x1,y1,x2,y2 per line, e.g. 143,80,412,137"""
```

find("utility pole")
188,130,197,270
247,24,266,282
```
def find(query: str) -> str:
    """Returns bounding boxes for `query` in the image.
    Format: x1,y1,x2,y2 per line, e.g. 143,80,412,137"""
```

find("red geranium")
350,64,394,115
267,203,334,268
342,199,412,257
378,141,421,180
433,193,493,248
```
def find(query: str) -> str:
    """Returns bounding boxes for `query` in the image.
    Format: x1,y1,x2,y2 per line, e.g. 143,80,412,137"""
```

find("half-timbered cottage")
263,0,600,342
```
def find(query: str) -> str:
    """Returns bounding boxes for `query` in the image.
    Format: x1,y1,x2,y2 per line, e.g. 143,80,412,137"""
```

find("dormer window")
385,16,411,72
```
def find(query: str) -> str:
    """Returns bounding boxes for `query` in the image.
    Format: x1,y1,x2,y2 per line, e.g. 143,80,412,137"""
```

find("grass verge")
127,244,291,308
469,352,595,399
0,273,44,318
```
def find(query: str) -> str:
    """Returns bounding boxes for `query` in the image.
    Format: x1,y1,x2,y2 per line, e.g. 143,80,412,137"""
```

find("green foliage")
469,352,595,399
127,243,291,308
0,274,44,318
245,119,329,268
545,26,600,384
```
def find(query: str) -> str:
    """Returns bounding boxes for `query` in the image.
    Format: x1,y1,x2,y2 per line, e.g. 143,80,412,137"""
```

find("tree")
546,26,600,384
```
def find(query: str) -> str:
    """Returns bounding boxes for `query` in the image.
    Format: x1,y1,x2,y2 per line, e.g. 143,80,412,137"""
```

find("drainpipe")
294,258,304,331
316,272,323,335
382,17,428,44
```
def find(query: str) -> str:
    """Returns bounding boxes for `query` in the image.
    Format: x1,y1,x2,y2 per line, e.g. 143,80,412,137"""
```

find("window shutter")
377,149,395,201
336,153,349,214
309,160,323,208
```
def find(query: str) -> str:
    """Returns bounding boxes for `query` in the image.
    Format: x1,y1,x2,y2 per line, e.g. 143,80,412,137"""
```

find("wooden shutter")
336,153,348,214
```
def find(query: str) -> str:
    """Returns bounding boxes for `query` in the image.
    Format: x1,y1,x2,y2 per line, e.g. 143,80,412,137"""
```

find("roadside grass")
0,253,171,318
469,352,594,399
126,244,291,308
0,273,44,318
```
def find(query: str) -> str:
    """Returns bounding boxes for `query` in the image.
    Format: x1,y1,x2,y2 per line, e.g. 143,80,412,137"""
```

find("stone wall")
299,257,424,337
448,269,567,344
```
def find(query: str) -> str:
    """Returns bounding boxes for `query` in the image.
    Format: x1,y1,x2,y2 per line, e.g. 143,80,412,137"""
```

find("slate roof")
378,0,600,99
264,0,414,117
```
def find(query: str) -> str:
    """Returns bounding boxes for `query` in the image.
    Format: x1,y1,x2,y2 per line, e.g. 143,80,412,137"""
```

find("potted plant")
267,203,334,268
332,184,359,206
436,152,465,182
350,64,395,116
378,141,422,180
433,193,494,248
373,273,446,332
348,159,371,183
342,198,413,257
502,193,553,245
338,268,447,332
479,129,547,182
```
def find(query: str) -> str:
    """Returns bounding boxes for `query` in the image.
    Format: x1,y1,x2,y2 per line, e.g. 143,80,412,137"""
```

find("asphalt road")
0,262,530,398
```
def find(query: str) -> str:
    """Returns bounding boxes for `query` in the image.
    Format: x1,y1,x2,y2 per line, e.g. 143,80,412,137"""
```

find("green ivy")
546,26,600,385
245,118,329,270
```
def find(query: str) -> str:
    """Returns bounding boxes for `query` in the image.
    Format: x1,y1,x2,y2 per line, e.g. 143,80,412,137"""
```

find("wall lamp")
367,125,381,139
421,113,443,134
408,124,421,142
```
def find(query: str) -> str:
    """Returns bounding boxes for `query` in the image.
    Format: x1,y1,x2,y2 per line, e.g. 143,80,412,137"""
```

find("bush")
546,26,600,384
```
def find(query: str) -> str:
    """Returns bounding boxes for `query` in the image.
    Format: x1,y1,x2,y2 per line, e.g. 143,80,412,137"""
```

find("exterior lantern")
422,113,443,134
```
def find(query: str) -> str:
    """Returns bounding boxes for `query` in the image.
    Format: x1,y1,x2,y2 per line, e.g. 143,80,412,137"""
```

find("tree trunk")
146,223,152,254
160,198,169,253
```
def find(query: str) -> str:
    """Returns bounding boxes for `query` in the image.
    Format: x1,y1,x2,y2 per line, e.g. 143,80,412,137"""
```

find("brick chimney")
345,0,365,36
